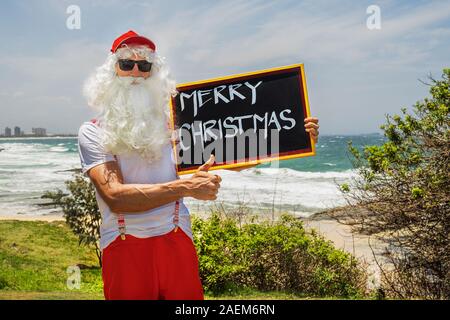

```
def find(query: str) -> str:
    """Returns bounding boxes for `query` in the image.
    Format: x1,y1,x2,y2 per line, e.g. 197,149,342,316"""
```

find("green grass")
0,220,324,300
0,220,103,297
0,289,330,300
0,291,104,300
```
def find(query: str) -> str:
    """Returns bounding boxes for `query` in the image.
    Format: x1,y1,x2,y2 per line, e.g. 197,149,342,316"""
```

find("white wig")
83,44,177,113
83,45,177,161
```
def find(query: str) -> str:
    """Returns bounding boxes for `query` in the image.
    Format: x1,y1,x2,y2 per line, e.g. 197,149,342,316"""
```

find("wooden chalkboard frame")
169,63,315,175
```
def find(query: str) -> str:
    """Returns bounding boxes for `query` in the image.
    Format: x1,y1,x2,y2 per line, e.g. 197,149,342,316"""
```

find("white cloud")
142,0,450,72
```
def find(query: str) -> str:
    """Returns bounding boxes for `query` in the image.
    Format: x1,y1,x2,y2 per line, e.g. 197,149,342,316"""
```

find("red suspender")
168,118,181,232
173,147,180,232
90,119,127,240
90,119,181,238
113,154,126,240
173,199,180,232
117,214,126,240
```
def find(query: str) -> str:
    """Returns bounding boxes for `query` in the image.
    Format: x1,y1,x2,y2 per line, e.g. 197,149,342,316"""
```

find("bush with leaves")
43,172,102,266
192,211,368,297
341,69,449,299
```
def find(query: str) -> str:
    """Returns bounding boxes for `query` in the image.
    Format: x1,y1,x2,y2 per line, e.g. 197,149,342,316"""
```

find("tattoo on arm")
101,163,122,188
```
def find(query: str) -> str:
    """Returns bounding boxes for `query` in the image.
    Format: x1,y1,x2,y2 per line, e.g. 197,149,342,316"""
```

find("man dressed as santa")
78,30,319,300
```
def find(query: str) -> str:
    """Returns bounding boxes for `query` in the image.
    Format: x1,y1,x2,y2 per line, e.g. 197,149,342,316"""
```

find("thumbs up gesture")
187,154,222,201
198,154,215,172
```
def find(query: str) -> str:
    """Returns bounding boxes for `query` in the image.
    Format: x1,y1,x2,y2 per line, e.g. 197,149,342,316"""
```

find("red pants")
102,228,204,300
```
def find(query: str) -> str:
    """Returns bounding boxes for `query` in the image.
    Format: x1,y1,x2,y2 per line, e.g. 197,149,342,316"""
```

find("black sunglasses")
118,59,152,72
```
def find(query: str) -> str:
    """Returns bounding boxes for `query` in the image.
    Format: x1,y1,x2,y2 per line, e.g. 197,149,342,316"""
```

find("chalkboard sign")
169,64,315,175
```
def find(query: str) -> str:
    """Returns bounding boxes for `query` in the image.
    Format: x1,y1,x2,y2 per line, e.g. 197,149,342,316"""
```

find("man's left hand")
304,117,319,143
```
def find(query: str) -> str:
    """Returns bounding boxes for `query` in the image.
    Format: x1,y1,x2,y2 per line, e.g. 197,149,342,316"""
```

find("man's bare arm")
88,157,220,214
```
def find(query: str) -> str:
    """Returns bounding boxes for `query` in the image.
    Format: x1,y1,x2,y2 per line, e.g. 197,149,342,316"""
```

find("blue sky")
0,0,449,134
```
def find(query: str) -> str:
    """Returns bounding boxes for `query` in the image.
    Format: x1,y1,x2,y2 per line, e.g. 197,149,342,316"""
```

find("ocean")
0,134,385,218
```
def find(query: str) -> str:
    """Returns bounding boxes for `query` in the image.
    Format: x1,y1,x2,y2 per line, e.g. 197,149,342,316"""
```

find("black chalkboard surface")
169,64,315,175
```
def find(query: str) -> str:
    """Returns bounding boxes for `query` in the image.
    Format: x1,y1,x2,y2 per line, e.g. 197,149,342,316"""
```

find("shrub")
341,69,450,299
42,173,102,266
192,211,368,297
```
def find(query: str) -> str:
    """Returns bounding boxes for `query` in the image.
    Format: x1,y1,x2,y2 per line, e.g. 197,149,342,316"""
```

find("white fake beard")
97,75,172,162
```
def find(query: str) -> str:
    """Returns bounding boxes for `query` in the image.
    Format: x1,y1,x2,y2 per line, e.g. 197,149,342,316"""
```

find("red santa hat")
111,30,156,53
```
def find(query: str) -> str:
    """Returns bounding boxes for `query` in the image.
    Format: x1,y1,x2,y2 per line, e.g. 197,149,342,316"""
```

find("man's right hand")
187,155,221,200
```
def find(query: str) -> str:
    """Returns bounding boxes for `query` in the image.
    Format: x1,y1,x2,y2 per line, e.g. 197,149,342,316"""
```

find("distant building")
32,128,47,136
14,126,21,136
5,127,12,137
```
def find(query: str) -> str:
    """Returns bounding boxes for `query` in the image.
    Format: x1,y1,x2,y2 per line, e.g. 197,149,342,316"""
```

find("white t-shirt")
77,121,192,250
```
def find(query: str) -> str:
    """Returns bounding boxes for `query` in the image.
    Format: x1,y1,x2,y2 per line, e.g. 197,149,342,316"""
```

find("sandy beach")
302,213,385,288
